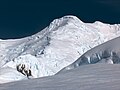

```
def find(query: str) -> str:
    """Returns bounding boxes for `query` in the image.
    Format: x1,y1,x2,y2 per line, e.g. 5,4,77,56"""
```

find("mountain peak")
63,15,83,22
48,15,83,31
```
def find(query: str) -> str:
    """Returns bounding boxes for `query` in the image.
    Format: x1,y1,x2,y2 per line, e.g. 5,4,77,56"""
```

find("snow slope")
59,36,120,72
0,15,120,83
1,64,120,90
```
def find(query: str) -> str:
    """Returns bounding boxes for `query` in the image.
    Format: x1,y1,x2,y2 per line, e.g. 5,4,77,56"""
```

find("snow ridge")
59,36,120,73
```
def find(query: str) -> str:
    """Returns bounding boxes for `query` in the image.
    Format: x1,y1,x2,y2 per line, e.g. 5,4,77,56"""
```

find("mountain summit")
0,15,120,83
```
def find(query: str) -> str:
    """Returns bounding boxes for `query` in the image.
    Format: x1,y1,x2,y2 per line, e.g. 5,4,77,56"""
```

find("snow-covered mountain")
0,15,120,83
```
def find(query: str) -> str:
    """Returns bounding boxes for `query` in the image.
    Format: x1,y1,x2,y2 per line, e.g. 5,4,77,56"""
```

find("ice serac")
59,36,120,73
0,15,120,83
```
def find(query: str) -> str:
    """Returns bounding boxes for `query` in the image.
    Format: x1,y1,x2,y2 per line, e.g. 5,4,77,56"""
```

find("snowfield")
0,15,120,83
0,64,120,90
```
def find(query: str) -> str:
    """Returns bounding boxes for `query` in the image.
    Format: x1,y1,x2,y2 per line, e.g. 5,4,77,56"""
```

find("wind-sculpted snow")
1,64,120,90
60,36,120,72
0,15,120,83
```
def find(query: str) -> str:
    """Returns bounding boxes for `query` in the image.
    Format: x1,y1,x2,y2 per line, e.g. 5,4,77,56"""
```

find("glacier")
59,36,120,73
0,15,120,83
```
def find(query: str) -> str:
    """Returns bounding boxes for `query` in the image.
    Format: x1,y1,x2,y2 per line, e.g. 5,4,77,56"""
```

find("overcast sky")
0,0,120,39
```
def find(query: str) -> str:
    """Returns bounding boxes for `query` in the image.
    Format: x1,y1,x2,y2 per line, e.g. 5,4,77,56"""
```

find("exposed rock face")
16,64,32,78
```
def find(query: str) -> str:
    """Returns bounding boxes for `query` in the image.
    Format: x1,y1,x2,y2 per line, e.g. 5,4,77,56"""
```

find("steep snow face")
4,54,42,78
0,15,120,83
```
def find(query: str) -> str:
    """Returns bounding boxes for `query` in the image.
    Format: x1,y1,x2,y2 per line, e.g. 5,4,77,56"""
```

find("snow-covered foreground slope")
0,15,120,83
1,64,120,90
